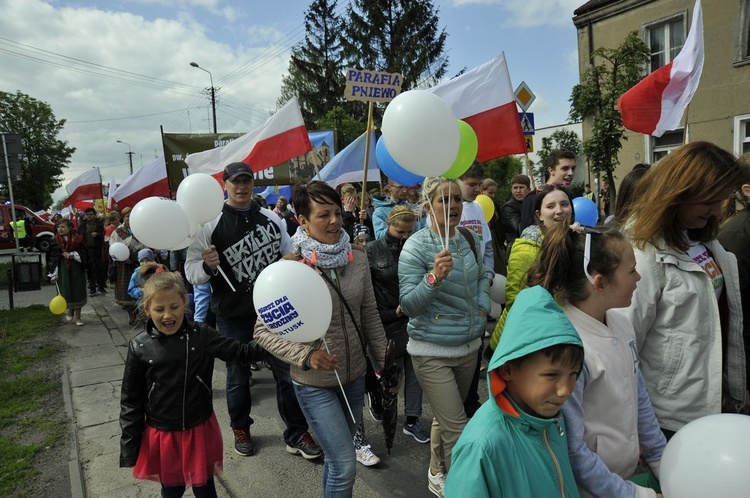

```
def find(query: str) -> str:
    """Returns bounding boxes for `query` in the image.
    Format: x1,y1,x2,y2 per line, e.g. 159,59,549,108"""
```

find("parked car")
0,204,56,252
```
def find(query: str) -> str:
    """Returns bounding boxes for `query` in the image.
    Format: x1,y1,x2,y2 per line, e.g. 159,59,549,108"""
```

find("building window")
734,114,750,155
645,15,686,72
651,129,684,163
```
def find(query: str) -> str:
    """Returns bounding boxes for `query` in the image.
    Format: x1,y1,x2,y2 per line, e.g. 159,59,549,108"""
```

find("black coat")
119,319,264,467
365,231,409,357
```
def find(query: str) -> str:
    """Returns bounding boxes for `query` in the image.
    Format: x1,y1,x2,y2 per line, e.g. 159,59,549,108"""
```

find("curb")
61,361,86,498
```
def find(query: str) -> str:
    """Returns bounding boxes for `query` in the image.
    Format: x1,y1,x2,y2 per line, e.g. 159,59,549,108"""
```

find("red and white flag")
618,0,703,137
111,156,170,209
185,97,312,177
429,53,526,161
63,167,102,207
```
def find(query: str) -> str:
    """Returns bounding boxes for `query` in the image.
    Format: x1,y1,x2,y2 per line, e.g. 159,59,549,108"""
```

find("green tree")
569,31,650,207
277,0,347,127
342,0,449,93
484,155,524,203
0,90,74,210
316,106,367,152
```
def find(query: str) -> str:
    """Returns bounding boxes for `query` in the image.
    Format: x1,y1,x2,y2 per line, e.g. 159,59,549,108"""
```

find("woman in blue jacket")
398,176,491,497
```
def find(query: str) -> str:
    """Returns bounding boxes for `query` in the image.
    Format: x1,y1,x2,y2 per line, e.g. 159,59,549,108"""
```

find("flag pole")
524,152,536,189
683,104,691,145
360,101,375,214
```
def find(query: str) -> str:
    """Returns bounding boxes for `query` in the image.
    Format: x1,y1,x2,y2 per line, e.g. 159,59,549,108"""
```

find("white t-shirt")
460,201,491,252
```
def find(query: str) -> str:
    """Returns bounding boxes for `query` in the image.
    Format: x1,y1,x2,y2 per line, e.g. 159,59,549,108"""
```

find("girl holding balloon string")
48,218,89,326
119,270,265,498
253,181,389,498
528,222,666,498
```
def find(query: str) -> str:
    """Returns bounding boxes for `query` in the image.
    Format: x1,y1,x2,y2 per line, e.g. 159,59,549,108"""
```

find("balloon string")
56,282,61,295
444,180,451,249
323,338,357,424
200,241,236,292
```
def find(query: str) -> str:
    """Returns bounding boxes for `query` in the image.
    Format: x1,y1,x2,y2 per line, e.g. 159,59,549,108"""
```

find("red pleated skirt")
132,412,223,487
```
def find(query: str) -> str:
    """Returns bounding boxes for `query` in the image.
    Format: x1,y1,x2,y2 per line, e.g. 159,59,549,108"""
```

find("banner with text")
161,131,334,191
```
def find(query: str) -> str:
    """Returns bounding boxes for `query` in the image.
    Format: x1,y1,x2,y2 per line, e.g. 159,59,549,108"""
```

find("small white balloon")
253,260,332,342
109,242,130,262
489,274,506,305
381,90,460,178
177,173,225,225
130,197,191,250
660,413,750,498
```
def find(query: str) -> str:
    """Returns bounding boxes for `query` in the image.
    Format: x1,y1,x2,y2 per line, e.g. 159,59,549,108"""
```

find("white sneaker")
427,469,445,497
355,444,380,467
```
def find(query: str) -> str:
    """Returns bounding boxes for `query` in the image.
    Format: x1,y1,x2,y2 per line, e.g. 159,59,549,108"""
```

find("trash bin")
12,254,42,292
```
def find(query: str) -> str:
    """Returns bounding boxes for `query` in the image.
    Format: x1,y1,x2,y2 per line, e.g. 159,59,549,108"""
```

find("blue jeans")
294,375,365,498
396,354,423,418
216,318,308,445
265,353,309,445
216,317,254,429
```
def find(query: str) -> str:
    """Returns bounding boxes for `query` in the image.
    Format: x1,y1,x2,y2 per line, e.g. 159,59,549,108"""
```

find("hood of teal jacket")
488,285,582,374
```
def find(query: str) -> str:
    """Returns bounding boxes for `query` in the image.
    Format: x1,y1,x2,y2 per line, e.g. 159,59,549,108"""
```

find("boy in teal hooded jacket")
446,286,583,497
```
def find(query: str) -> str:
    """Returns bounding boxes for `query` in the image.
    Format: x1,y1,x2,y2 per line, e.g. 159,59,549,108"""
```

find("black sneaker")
232,427,255,456
286,432,322,460
89,289,97,297
98,288,107,295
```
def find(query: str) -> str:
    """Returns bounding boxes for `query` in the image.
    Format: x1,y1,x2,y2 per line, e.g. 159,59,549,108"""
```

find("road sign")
525,136,534,153
1,134,23,182
519,112,535,135
514,81,536,111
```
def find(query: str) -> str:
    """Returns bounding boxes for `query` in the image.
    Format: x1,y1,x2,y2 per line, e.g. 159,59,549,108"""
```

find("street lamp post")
190,62,217,133
116,140,134,175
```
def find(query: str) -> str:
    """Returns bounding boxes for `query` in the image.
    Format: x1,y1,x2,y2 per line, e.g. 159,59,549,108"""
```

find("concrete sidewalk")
12,283,491,497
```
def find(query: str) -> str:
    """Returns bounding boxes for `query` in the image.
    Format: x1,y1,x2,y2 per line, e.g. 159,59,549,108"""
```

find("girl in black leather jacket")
119,266,263,498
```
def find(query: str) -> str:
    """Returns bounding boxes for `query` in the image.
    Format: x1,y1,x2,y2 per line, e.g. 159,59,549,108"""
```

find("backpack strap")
457,226,478,260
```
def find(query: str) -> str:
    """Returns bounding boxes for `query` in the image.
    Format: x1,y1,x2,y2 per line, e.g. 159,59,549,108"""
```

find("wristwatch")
426,272,443,287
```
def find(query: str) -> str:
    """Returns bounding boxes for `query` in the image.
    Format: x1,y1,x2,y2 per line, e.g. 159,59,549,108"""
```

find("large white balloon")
661,413,750,498
130,197,191,250
168,220,200,251
253,260,332,343
176,173,225,225
381,90,460,178
489,274,506,305
109,242,130,262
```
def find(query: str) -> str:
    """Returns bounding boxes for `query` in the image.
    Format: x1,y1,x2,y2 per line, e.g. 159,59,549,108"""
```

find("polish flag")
63,167,102,207
185,97,312,178
618,0,703,137
429,53,526,161
111,156,170,209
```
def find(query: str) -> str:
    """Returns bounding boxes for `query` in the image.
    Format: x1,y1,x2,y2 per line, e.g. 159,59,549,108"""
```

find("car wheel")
36,236,52,253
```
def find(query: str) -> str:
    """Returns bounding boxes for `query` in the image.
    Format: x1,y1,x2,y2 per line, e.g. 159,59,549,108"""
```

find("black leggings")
161,478,217,498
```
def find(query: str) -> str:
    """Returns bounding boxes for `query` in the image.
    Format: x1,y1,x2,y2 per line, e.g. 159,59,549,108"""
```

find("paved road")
9,283,494,497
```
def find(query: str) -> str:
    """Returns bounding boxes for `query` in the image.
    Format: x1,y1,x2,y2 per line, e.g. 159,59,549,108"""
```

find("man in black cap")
185,162,322,460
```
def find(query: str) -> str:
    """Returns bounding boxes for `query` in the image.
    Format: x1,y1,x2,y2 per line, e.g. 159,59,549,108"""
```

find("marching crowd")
47,141,749,497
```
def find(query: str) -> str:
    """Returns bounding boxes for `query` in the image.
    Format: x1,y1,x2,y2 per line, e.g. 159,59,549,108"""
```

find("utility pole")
190,62,217,133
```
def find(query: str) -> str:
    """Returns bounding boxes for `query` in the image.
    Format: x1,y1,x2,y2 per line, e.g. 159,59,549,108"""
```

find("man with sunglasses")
517,149,577,234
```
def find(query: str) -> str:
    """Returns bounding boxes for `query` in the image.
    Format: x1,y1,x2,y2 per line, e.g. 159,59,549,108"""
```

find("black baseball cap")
223,162,254,181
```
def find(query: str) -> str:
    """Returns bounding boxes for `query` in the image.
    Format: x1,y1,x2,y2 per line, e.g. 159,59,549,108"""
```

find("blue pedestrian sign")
519,112,535,136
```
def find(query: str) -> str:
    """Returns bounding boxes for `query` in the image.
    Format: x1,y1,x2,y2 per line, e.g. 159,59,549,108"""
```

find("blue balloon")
376,138,425,187
572,196,599,226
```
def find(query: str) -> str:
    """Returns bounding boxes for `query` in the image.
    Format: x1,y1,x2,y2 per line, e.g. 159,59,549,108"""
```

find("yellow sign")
525,136,534,153
344,68,403,103
514,81,536,112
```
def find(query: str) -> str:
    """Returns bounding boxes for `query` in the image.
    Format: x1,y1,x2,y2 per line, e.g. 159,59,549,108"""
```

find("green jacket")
488,225,542,350
446,286,582,498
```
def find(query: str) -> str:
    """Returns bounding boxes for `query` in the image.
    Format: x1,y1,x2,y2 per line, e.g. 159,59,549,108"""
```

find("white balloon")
661,414,750,498
176,173,225,225
381,90,460,178
130,197,191,250
489,274,506,305
109,242,130,262
168,220,200,250
253,260,332,343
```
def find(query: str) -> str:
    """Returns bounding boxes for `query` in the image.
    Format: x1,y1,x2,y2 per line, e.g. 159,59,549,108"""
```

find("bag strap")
457,226,478,259
318,269,380,371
